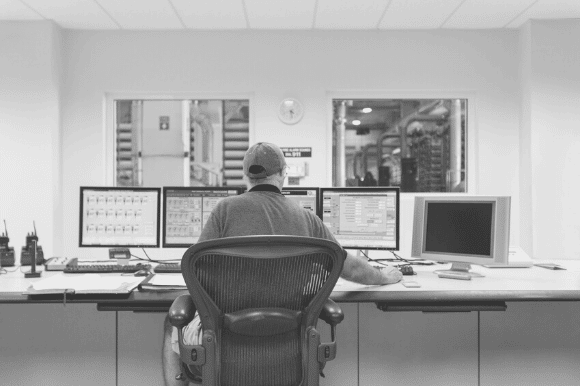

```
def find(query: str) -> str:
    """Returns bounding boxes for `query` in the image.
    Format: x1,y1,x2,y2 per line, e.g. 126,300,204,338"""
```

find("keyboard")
154,263,181,273
64,263,151,274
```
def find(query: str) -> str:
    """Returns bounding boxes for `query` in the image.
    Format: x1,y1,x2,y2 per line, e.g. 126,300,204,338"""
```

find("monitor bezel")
280,187,320,217
319,187,400,251
79,186,161,248
162,186,243,248
411,195,510,266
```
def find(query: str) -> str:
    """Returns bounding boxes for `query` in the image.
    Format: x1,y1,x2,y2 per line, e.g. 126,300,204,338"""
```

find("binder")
138,273,187,292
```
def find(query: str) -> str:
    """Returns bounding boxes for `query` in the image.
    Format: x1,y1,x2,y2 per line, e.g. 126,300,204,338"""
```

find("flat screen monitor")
163,187,242,248
320,187,399,250
281,187,319,215
79,187,161,248
411,196,511,274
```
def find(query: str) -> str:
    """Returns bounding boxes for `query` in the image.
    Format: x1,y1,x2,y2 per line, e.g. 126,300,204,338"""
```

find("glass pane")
114,99,249,188
332,99,467,193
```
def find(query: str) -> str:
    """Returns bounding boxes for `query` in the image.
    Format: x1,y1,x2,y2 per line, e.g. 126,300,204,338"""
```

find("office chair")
168,235,345,386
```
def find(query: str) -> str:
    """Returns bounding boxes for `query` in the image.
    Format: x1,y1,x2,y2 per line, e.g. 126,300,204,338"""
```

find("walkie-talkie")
20,221,44,266
0,220,15,267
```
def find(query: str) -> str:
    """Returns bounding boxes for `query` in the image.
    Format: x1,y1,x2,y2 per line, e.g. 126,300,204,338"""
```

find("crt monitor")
281,187,319,215
79,187,161,248
320,187,399,250
411,196,511,276
163,187,242,248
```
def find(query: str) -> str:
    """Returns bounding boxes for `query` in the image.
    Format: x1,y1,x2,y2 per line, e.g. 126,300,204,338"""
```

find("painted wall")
59,29,520,259
527,20,580,260
0,21,61,259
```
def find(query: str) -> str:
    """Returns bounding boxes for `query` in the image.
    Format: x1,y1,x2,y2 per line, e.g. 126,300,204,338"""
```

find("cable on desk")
0,265,23,274
358,250,409,268
127,248,180,264
365,250,437,266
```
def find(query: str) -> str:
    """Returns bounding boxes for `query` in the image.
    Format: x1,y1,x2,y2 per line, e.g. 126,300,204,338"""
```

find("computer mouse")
134,269,151,277
399,265,414,276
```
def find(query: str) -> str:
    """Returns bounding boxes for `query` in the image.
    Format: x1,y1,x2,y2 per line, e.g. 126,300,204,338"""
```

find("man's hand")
378,266,403,285
342,252,403,285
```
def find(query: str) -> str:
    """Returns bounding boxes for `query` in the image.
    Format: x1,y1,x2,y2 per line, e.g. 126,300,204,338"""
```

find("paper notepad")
25,273,145,295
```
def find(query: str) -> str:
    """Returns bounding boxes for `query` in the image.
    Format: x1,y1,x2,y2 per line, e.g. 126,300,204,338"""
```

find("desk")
2,261,580,308
1,262,580,386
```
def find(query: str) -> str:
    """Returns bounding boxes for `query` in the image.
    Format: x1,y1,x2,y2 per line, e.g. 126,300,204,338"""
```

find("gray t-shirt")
198,184,339,245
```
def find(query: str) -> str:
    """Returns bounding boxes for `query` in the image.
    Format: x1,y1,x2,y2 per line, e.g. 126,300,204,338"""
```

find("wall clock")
278,98,304,125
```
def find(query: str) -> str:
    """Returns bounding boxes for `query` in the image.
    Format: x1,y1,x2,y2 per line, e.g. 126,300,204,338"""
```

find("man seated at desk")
162,142,403,386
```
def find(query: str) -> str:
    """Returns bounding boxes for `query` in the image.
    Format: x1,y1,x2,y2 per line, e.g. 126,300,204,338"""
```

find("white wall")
520,20,580,260
59,29,521,258
0,21,61,258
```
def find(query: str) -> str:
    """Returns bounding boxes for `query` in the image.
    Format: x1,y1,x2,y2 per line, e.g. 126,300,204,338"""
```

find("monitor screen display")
281,187,319,214
79,187,161,247
163,187,242,247
424,202,494,257
320,187,399,250
411,196,511,267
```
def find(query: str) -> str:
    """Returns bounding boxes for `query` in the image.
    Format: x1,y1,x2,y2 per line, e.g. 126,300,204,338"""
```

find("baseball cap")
243,142,287,179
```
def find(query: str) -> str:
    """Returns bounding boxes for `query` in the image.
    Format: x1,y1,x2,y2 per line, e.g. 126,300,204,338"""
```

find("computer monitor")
411,196,511,276
79,187,161,248
162,187,242,248
320,187,399,250
281,187,319,215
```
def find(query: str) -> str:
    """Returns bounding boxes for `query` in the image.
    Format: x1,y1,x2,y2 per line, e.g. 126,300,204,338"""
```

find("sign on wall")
159,116,169,130
280,147,312,157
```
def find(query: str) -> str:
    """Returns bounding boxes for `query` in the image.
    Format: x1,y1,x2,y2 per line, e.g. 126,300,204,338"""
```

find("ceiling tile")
97,0,184,29
507,0,580,28
171,0,246,29
24,0,119,29
244,0,316,29
379,0,465,29
444,0,538,29
315,0,387,29
0,0,43,20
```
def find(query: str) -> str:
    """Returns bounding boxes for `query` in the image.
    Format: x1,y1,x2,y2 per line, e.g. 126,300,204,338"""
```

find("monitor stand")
434,262,484,278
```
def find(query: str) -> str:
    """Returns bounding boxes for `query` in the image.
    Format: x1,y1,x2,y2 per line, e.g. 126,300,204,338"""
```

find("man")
162,142,402,385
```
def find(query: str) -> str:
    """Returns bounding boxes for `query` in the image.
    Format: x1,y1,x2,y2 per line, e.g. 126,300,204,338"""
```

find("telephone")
44,257,78,271
20,222,44,266
0,220,15,267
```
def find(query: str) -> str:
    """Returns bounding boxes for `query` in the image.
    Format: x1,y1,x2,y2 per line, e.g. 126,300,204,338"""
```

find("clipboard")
24,273,145,296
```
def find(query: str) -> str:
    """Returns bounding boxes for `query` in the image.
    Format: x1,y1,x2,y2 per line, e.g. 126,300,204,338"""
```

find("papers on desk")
138,273,187,291
333,277,380,291
24,273,145,295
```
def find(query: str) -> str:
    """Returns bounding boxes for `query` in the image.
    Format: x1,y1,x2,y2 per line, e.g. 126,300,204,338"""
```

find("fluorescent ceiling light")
362,108,372,113
352,120,361,126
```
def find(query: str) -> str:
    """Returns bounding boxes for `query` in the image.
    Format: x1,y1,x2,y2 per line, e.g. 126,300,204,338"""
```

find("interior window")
115,99,249,188
332,99,467,192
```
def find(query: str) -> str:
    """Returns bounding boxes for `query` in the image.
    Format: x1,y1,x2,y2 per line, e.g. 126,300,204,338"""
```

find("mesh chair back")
181,236,344,386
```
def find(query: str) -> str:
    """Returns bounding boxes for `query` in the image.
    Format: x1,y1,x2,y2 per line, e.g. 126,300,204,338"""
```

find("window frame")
326,90,477,195
104,92,255,187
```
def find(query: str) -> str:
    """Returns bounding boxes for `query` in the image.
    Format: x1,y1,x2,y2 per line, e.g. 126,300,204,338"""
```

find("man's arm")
340,251,402,285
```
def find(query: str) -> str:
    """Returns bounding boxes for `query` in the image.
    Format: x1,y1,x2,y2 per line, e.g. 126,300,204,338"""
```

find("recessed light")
352,120,361,126
362,108,372,113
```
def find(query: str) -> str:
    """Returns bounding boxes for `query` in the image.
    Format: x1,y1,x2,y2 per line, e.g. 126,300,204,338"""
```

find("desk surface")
1,261,580,310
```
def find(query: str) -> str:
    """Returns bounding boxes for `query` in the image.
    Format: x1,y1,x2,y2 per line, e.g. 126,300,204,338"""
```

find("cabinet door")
481,302,580,386
117,311,166,386
359,303,478,386
0,304,115,386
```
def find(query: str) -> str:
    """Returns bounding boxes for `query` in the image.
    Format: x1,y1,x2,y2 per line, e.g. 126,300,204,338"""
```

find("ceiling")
1,0,579,30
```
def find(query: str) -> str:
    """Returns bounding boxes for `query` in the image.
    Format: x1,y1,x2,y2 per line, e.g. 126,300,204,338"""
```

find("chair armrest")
318,299,344,325
169,294,197,329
